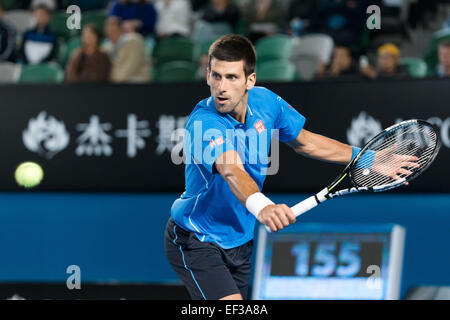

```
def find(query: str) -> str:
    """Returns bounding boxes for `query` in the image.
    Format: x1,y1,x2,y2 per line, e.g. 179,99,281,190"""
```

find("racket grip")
264,189,327,233
291,194,320,217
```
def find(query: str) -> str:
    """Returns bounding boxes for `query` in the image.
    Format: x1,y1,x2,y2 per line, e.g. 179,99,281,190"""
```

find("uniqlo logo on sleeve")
210,136,224,148
254,120,266,134
215,136,224,146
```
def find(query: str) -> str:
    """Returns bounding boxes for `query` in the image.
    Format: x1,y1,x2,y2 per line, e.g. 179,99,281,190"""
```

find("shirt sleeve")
273,94,306,142
186,114,237,175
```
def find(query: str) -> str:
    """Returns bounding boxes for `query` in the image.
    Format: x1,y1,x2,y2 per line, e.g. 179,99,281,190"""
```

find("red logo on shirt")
215,136,224,146
210,137,224,148
254,120,266,134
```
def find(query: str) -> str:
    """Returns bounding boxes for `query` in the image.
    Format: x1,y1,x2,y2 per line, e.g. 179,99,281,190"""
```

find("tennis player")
164,34,364,300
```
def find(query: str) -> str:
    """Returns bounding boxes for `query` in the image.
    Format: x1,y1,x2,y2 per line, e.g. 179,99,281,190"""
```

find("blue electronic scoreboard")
252,224,405,300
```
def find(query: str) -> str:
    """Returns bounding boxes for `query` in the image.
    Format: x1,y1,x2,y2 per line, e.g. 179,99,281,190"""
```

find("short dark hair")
208,34,256,77
34,3,51,14
83,23,101,45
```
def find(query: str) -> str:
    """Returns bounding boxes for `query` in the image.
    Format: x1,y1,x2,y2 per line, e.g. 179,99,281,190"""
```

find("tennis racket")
271,119,441,230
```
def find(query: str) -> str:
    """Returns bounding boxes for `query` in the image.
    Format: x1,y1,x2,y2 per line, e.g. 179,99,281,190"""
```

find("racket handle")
291,194,321,217
264,188,328,232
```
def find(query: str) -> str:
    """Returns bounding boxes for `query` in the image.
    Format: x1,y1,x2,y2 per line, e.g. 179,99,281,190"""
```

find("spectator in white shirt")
155,0,193,39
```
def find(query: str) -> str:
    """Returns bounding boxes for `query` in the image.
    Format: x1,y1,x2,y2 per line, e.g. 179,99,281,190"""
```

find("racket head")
349,119,441,191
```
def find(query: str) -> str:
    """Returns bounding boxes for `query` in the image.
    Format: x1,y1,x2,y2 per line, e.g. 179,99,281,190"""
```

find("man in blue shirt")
164,34,360,300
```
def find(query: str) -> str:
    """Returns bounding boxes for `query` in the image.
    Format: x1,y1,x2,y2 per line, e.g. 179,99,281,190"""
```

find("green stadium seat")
424,33,450,75
50,11,80,40
256,60,297,82
19,63,64,83
60,0,109,11
400,57,428,78
81,10,108,37
153,37,197,67
58,36,82,67
155,61,198,83
255,35,293,63
2,0,18,10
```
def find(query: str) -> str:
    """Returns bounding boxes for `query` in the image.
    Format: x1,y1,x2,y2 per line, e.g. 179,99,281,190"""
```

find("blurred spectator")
287,0,317,36
0,2,16,62
360,43,409,79
109,0,158,36
31,0,56,11
242,0,286,43
19,4,57,65
314,0,369,47
104,16,151,83
436,40,450,77
155,0,193,39
316,45,360,79
198,0,240,33
65,24,111,83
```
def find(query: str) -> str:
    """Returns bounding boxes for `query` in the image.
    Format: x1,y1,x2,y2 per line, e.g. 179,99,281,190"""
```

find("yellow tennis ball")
15,162,44,188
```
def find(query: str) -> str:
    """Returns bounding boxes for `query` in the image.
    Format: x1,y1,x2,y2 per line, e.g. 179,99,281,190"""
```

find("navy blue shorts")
164,216,253,300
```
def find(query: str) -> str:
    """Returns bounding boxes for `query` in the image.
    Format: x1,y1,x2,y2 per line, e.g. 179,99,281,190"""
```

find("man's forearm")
221,165,261,206
289,129,354,165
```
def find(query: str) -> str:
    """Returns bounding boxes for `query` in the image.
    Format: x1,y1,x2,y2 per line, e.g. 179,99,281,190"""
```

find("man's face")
332,47,352,70
378,52,398,72
206,58,255,114
34,8,51,27
104,19,120,41
82,27,98,47
438,45,450,68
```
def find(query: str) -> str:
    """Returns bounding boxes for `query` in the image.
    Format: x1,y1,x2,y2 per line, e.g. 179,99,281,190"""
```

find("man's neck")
36,24,47,33
229,93,248,124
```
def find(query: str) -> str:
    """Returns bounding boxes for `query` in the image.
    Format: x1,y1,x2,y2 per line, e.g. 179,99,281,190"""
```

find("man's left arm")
286,128,355,165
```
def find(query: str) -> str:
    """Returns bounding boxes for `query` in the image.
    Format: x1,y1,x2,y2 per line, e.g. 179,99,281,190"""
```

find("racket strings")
351,123,438,188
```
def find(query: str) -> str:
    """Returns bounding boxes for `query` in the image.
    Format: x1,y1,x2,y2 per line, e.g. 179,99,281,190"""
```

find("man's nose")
218,79,228,91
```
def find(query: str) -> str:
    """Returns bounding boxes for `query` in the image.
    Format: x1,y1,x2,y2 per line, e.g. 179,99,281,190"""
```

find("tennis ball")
14,162,44,188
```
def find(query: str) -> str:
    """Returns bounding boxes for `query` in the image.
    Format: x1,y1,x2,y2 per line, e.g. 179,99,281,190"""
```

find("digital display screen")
253,224,405,300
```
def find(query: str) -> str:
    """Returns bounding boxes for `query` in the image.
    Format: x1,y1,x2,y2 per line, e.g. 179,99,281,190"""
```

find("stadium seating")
155,61,198,83
81,10,108,37
19,63,64,83
400,57,428,78
153,37,197,67
60,0,110,11
290,34,334,80
50,10,80,40
1,0,17,10
0,62,21,84
58,36,82,67
191,20,233,44
256,60,297,82
3,10,33,35
255,35,293,63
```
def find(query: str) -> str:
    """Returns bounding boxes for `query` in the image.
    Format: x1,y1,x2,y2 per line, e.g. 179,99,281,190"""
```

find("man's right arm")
214,150,296,232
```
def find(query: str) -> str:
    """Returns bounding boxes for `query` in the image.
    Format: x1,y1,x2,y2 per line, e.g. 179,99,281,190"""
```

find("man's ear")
206,67,211,86
246,72,256,90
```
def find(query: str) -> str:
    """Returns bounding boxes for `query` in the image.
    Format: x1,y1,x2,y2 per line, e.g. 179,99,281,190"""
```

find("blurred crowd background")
0,0,449,84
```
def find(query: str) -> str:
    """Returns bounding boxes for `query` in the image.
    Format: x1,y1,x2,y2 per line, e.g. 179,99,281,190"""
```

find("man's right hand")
257,204,296,232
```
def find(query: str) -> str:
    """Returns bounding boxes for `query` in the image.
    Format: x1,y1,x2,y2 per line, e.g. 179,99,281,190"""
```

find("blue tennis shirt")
171,86,306,249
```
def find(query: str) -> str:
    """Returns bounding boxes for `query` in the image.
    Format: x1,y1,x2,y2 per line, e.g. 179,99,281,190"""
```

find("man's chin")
214,101,231,113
